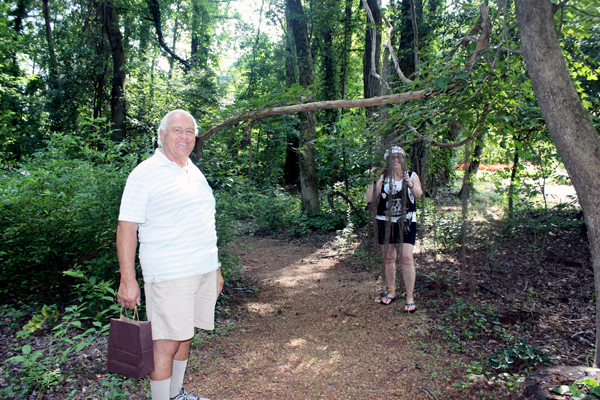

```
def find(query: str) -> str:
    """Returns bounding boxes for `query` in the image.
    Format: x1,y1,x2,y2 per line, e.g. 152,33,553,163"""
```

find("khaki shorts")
144,270,218,341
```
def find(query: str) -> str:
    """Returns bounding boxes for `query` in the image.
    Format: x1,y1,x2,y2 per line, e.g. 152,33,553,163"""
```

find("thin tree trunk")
283,40,300,186
341,0,353,99
363,0,382,111
507,148,519,220
191,0,209,67
408,0,419,76
41,0,57,84
459,132,486,197
168,0,181,78
104,0,126,141
460,144,471,278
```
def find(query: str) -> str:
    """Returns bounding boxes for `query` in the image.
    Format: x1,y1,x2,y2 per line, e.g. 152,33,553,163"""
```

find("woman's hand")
403,171,414,188
405,172,423,199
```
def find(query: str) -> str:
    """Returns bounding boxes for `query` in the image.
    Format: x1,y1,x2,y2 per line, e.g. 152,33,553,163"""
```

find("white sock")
170,359,188,398
151,378,171,400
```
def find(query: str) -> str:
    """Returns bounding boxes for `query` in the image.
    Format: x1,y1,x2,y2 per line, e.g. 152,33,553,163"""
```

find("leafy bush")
4,345,62,397
289,211,345,235
0,139,132,300
487,338,552,371
434,213,463,252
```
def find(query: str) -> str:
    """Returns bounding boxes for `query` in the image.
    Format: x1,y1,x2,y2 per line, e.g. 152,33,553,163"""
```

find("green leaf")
76,342,88,351
589,386,600,395
553,385,570,394
63,270,86,279
435,77,448,89
5,355,26,363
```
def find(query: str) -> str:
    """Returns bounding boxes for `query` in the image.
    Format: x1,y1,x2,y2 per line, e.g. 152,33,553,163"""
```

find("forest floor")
175,217,592,400
1,185,593,400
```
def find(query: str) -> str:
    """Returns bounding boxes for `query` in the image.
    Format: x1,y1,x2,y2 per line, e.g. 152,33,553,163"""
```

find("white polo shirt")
118,149,219,283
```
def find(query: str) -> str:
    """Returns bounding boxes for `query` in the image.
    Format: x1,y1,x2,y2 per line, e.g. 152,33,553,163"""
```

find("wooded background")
1,0,600,384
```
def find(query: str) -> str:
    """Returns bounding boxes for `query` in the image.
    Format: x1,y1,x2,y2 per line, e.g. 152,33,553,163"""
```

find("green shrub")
487,338,552,371
289,211,345,235
0,157,129,300
3,345,62,397
434,213,463,252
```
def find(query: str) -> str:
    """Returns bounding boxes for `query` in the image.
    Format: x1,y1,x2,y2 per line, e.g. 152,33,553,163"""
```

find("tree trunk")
191,0,209,67
284,40,300,186
41,0,57,84
341,0,353,99
287,0,320,213
507,147,519,220
168,0,181,78
459,132,486,198
104,0,126,141
318,0,338,132
398,0,421,78
515,0,600,366
363,0,382,109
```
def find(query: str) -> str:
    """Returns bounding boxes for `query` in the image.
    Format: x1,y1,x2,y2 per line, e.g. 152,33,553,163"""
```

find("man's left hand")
216,268,224,296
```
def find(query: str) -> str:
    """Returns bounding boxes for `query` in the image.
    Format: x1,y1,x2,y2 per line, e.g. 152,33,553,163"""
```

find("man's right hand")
117,279,141,309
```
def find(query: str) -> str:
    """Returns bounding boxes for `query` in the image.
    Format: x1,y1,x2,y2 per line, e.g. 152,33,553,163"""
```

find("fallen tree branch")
197,90,429,142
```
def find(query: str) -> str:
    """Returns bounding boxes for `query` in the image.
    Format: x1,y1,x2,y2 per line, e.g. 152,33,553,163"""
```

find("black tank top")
376,172,416,219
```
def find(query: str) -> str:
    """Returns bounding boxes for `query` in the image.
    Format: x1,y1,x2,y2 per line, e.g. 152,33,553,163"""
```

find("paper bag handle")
119,307,141,324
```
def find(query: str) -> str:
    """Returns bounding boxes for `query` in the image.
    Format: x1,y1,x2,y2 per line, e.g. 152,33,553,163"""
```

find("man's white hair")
384,146,406,160
157,110,198,147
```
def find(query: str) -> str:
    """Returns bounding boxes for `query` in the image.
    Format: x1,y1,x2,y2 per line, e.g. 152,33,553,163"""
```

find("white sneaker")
170,387,210,400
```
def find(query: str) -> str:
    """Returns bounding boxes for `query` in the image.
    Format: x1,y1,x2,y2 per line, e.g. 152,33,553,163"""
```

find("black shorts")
377,219,417,246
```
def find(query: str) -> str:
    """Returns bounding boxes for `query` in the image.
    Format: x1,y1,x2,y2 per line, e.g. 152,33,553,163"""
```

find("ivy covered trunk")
287,0,320,213
516,0,600,366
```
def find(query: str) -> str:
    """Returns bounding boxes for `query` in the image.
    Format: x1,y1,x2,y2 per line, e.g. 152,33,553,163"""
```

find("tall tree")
286,0,320,213
41,0,57,85
340,0,355,100
103,0,126,141
191,0,210,67
314,0,339,129
515,0,600,365
283,39,301,186
363,0,383,104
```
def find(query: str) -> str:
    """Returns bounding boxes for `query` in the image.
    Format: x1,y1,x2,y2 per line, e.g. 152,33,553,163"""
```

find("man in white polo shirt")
116,110,223,400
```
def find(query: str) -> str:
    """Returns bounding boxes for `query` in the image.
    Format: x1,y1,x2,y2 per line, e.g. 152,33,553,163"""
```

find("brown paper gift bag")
107,308,154,379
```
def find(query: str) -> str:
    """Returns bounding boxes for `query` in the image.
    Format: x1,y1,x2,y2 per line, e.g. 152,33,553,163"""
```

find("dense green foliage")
0,132,132,299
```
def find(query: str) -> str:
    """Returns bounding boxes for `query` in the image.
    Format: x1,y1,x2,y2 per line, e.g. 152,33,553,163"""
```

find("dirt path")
182,236,468,400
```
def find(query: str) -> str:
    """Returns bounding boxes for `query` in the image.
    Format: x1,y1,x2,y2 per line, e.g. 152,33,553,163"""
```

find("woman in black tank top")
366,146,423,312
